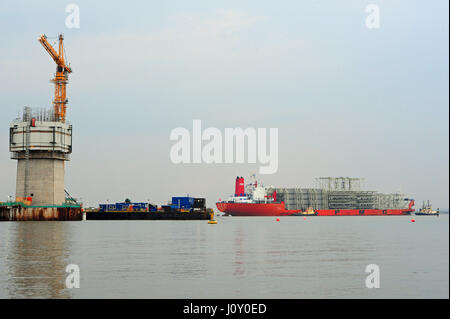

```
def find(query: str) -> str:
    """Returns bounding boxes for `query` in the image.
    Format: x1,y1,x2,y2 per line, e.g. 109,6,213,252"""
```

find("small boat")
415,201,439,216
208,219,218,224
291,207,318,216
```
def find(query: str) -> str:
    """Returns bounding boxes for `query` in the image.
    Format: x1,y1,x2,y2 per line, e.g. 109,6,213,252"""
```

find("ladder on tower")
24,108,31,198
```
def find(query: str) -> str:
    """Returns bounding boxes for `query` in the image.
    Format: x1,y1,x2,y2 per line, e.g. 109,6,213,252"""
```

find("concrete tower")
10,107,72,206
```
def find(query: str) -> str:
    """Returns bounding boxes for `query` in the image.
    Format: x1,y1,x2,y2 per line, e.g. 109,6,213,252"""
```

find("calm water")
0,215,448,299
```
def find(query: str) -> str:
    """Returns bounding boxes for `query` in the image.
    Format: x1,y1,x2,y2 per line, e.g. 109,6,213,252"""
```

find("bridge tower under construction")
9,33,73,206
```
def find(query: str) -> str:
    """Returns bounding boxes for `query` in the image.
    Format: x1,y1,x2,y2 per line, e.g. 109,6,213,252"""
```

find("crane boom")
37,34,72,122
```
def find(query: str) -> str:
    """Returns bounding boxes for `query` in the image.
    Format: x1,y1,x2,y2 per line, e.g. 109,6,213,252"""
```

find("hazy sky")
0,0,448,209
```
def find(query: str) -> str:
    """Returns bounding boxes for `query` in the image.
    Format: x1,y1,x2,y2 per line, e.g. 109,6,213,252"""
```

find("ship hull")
216,202,412,216
216,202,300,216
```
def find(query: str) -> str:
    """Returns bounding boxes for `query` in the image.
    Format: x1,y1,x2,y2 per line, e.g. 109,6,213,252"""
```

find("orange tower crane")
37,34,72,123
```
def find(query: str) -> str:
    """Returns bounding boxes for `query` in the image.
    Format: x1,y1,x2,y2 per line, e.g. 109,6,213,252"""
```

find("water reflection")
0,216,446,298
233,225,245,277
6,222,72,298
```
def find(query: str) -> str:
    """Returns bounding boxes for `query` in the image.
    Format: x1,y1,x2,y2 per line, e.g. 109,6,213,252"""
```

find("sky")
0,0,448,210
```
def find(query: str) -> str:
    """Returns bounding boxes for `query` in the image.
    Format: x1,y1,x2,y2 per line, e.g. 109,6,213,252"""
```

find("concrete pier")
14,152,66,206
10,108,72,207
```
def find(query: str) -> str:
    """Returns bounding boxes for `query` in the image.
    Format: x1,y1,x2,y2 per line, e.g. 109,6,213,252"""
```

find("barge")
86,197,214,220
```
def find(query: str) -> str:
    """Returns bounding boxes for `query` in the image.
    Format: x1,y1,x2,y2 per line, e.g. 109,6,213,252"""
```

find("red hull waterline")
216,202,413,216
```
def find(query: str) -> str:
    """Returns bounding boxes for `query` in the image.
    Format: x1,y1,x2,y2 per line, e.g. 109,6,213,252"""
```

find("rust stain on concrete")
0,206,82,221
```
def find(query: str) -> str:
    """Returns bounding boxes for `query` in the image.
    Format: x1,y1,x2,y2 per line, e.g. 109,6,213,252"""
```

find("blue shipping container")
171,197,194,209
99,202,148,212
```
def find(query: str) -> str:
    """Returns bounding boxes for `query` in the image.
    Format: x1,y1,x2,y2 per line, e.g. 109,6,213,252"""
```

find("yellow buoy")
208,220,217,224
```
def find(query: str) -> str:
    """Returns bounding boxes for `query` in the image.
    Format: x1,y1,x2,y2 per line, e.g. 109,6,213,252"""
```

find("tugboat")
291,207,318,216
415,200,439,216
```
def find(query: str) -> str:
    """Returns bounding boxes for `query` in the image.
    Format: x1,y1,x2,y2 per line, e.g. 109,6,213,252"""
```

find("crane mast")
37,34,72,123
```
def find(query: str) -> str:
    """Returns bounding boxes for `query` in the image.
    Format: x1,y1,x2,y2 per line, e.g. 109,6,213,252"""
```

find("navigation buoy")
276,218,280,222
411,218,415,223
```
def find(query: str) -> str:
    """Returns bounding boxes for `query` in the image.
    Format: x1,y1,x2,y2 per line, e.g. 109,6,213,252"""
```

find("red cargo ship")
216,176,414,216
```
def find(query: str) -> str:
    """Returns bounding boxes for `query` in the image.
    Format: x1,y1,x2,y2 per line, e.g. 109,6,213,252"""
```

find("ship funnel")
235,176,245,197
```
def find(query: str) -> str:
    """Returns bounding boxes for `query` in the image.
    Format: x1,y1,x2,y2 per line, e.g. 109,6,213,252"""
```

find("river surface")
0,215,448,298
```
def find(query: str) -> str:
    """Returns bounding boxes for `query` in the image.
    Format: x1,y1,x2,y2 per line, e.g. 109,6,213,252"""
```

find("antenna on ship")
249,173,258,188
